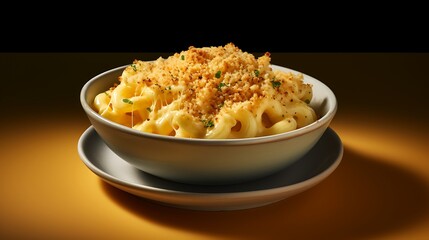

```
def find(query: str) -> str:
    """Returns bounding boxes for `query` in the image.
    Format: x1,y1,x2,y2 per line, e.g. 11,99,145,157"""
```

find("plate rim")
78,126,343,199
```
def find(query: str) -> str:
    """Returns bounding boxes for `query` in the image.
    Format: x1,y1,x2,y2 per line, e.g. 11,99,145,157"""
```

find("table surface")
1,53,428,239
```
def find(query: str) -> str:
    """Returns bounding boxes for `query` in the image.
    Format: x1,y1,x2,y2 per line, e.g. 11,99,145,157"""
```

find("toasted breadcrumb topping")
117,43,312,122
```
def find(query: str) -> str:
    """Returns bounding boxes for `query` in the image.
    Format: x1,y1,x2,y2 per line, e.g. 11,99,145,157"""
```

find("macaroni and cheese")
93,43,317,139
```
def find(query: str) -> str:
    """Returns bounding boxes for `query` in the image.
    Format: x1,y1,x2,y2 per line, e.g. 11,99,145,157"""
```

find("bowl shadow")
101,146,429,239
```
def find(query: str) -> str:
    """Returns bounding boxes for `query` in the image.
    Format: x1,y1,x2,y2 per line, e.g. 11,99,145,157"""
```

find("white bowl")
80,64,337,185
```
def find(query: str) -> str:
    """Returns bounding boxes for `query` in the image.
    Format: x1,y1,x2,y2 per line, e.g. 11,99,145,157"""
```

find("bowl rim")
80,64,337,145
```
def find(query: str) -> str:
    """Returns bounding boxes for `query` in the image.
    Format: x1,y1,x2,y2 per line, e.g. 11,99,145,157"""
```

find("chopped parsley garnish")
254,69,260,77
181,55,185,60
130,64,138,71
122,98,133,104
217,82,228,91
202,119,214,128
215,70,222,78
271,80,281,88
304,99,310,104
165,86,172,90
146,107,152,112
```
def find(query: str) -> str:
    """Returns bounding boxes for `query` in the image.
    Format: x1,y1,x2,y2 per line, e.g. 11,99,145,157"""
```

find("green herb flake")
165,86,172,90
146,107,152,112
215,70,222,78
181,55,185,60
304,99,310,104
122,98,133,104
271,80,281,88
130,64,137,71
254,69,260,77
217,82,227,91
202,119,214,128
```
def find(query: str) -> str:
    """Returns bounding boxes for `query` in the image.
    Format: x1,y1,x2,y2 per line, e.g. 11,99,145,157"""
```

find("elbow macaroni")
93,43,317,139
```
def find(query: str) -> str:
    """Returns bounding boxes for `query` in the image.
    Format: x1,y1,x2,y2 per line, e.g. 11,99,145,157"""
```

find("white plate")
78,126,343,211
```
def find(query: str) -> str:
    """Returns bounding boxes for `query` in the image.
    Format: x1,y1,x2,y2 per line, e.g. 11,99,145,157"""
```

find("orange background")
1,53,428,239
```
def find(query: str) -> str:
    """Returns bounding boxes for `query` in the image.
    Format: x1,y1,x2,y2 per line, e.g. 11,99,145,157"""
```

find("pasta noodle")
93,43,317,139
